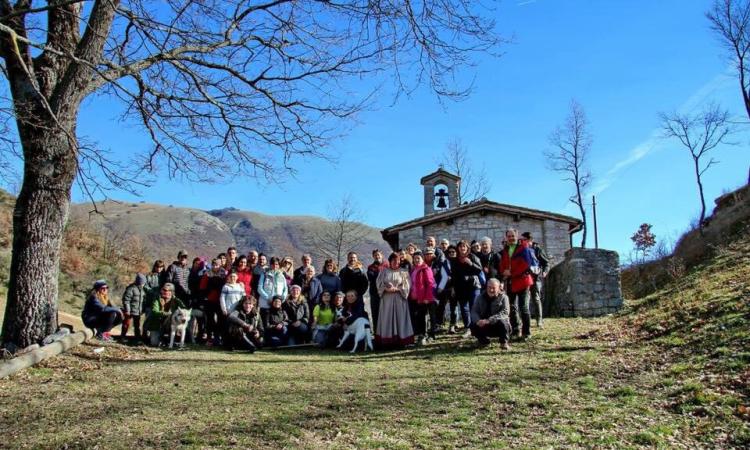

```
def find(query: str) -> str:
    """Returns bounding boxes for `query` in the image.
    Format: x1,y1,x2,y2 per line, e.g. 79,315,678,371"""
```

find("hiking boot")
448,325,456,334
537,319,544,329
462,330,472,339
500,342,510,350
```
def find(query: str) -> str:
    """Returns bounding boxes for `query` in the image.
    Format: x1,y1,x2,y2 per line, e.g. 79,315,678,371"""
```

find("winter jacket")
220,282,245,315
367,262,385,301
144,272,162,304
200,271,226,304
263,306,289,330
302,277,323,307
121,278,146,316
531,243,550,275
292,265,314,287
283,300,310,325
235,267,253,297
257,269,288,309
317,272,342,295
228,307,264,337
82,294,121,329
499,240,535,293
143,296,187,331
313,305,335,327
451,253,483,292
165,262,191,300
478,251,500,281
251,264,266,294
409,263,436,304
341,299,366,325
435,258,453,292
187,268,205,307
470,292,510,325
339,264,369,297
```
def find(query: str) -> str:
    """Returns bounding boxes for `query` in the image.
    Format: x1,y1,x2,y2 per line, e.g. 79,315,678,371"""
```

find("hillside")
0,228,748,447
68,200,389,264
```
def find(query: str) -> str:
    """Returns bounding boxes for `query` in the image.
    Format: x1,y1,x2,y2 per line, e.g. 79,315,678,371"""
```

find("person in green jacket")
143,283,186,347
312,291,335,347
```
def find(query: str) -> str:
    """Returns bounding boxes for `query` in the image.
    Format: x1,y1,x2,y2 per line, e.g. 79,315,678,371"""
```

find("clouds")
591,71,735,196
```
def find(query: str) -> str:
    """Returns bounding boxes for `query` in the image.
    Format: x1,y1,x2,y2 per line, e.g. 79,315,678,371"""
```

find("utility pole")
592,195,599,249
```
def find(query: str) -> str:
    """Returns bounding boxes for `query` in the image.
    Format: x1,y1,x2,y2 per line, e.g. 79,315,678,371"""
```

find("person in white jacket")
257,257,289,322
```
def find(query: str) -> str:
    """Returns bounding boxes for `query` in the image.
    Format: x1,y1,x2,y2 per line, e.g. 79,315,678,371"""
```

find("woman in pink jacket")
410,252,437,346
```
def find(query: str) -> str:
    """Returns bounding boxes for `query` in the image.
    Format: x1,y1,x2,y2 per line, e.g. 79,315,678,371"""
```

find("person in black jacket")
522,232,550,328
339,252,369,301
283,285,311,345
452,240,483,338
366,249,385,330
263,295,289,347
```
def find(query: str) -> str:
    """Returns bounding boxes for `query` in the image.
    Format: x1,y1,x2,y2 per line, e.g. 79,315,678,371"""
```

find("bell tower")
420,167,461,216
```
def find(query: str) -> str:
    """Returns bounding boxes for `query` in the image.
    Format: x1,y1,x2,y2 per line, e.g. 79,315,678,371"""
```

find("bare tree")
312,195,370,270
660,104,736,228
439,138,491,204
0,0,499,349
707,0,750,182
545,100,592,248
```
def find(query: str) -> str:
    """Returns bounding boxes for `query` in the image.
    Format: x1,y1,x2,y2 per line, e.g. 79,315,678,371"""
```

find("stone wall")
396,211,572,266
544,248,623,317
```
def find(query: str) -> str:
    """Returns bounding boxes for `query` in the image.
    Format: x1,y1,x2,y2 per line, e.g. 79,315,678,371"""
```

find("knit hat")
135,273,147,285
93,280,108,290
271,294,283,302
177,249,188,258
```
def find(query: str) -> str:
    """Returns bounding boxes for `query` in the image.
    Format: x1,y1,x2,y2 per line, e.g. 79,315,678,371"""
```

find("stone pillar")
544,248,623,318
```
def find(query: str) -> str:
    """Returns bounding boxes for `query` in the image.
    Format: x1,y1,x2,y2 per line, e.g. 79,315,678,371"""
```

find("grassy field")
1,232,749,448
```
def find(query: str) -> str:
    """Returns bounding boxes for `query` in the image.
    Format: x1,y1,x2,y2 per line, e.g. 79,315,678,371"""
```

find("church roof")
419,168,461,184
381,198,583,239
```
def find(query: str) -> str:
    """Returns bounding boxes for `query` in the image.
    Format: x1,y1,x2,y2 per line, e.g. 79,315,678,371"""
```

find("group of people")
81,228,549,352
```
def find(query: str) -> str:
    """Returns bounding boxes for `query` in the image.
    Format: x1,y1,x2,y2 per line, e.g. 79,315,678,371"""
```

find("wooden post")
592,195,599,249
0,329,93,379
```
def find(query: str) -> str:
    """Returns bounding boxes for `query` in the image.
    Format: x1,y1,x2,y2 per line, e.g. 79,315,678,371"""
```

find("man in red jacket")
498,228,536,339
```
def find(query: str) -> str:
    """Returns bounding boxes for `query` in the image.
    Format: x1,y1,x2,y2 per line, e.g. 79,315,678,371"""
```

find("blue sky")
58,1,750,257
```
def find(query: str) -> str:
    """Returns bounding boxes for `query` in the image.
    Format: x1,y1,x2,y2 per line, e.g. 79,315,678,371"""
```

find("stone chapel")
381,168,583,266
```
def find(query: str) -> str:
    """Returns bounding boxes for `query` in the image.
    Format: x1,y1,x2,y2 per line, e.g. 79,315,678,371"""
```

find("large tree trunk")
1,126,78,350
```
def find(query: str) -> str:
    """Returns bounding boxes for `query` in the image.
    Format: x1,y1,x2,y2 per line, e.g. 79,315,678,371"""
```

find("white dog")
168,307,192,349
336,317,374,353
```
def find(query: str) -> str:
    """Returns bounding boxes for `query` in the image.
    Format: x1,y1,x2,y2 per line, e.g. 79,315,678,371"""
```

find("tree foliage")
630,223,656,262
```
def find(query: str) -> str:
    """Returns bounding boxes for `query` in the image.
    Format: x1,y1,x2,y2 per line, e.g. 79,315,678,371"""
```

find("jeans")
509,287,531,337
288,322,310,345
456,288,480,328
470,319,511,344
265,326,288,347
313,326,329,347
435,289,451,327
530,278,543,325
148,330,162,347
93,311,122,336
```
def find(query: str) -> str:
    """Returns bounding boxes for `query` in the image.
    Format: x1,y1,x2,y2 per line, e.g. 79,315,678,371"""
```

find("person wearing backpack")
522,232,550,329
498,228,537,340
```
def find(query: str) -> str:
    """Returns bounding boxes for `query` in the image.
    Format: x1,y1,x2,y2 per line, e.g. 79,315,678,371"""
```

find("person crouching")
227,296,264,352
470,278,512,350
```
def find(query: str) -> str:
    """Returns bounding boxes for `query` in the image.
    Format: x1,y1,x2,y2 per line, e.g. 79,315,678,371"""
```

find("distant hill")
69,200,389,265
